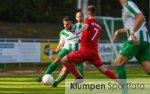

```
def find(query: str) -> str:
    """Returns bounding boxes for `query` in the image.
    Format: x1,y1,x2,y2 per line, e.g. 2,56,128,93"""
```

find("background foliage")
0,0,148,38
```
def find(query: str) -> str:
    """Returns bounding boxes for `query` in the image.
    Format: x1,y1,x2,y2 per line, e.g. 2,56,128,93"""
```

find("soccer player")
75,9,83,31
74,9,84,77
60,5,118,82
51,11,84,87
113,0,150,93
36,16,83,87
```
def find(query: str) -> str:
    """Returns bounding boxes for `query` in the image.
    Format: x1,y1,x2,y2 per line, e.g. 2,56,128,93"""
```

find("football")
42,74,54,85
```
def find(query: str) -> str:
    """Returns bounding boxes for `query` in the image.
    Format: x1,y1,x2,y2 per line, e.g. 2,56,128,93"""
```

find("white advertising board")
0,42,41,63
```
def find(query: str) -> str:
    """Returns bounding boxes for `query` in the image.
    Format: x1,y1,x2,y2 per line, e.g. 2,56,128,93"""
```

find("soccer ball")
42,74,54,85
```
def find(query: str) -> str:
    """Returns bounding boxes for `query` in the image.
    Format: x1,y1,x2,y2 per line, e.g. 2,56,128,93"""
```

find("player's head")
75,9,83,23
86,5,97,16
63,16,73,30
119,0,127,6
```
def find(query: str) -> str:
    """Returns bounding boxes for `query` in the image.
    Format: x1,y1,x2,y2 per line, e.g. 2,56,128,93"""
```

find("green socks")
45,62,58,74
116,66,126,79
116,66,128,94
54,74,66,84
77,64,84,77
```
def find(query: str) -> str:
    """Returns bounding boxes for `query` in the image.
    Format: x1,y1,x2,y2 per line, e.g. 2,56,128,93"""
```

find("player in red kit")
61,5,118,82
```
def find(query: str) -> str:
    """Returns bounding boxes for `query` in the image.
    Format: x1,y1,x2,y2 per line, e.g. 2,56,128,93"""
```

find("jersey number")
91,28,98,41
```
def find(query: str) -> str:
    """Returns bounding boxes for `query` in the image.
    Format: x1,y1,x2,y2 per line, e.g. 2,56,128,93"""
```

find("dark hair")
75,9,83,16
87,5,97,16
63,16,73,22
76,9,82,13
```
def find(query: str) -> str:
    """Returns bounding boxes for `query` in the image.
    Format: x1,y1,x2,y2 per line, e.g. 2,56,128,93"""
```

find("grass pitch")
0,67,150,94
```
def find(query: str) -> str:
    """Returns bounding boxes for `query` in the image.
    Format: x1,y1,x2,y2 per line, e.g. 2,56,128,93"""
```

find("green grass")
0,67,150,94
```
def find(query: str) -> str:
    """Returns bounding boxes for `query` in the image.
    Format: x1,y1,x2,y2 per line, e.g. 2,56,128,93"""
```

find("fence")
0,38,58,69
0,16,139,69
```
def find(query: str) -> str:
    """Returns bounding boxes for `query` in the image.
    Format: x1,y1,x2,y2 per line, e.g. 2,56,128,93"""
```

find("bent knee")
142,61,150,75
114,59,122,66
54,58,61,63
114,54,129,66
61,56,68,63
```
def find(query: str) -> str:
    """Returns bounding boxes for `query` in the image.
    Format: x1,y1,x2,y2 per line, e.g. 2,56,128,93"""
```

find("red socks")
64,62,81,78
105,69,118,80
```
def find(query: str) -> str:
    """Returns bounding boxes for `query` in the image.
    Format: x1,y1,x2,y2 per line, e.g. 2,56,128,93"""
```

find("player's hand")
51,50,58,54
113,30,119,41
131,31,140,45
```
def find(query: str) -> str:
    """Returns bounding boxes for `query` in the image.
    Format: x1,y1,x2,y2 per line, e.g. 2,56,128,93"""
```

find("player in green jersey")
36,16,83,87
113,0,150,94
51,10,84,87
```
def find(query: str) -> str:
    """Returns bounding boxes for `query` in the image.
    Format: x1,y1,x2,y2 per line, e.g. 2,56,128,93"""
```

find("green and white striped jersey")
122,1,150,42
59,25,79,52
75,22,82,29
74,22,83,40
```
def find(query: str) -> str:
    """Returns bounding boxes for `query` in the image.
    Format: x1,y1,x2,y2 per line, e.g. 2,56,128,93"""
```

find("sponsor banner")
0,42,41,63
98,43,136,62
41,43,51,63
65,79,150,94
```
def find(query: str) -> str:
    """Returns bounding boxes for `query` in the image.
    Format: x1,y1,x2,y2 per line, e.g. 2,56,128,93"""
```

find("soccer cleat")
51,82,58,88
73,77,84,84
36,77,42,82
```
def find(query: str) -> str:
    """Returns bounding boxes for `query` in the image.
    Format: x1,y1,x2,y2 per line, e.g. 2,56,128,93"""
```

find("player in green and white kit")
51,11,84,87
74,9,84,77
36,16,84,87
113,0,150,94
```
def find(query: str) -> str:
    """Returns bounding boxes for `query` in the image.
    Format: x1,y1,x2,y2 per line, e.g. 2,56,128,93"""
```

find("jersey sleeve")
125,1,142,17
58,31,65,45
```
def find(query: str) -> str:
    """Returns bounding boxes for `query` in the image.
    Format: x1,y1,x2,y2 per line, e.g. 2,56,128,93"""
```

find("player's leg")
77,63,84,77
36,58,61,82
62,56,82,79
115,40,141,79
114,54,129,79
91,53,118,82
52,67,69,87
45,48,69,74
61,49,86,80
44,58,60,74
114,55,129,94
135,42,150,75
36,48,69,82
96,65,118,82
142,61,150,75
115,40,141,94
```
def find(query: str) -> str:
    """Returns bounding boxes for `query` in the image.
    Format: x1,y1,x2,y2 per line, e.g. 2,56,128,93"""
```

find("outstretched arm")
51,44,63,54
52,32,64,54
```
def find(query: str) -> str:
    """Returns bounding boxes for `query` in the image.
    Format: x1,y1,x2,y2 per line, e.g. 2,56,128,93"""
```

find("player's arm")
113,28,126,41
126,2,144,45
126,2,145,33
52,31,65,54
51,43,64,54
130,13,144,45
131,13,144,33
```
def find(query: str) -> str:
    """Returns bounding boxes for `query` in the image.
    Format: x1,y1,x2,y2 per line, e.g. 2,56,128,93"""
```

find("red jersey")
81,18,101,50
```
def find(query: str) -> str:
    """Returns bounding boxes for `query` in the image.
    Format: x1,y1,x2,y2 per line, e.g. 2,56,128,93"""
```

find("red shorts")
67,47,103,67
